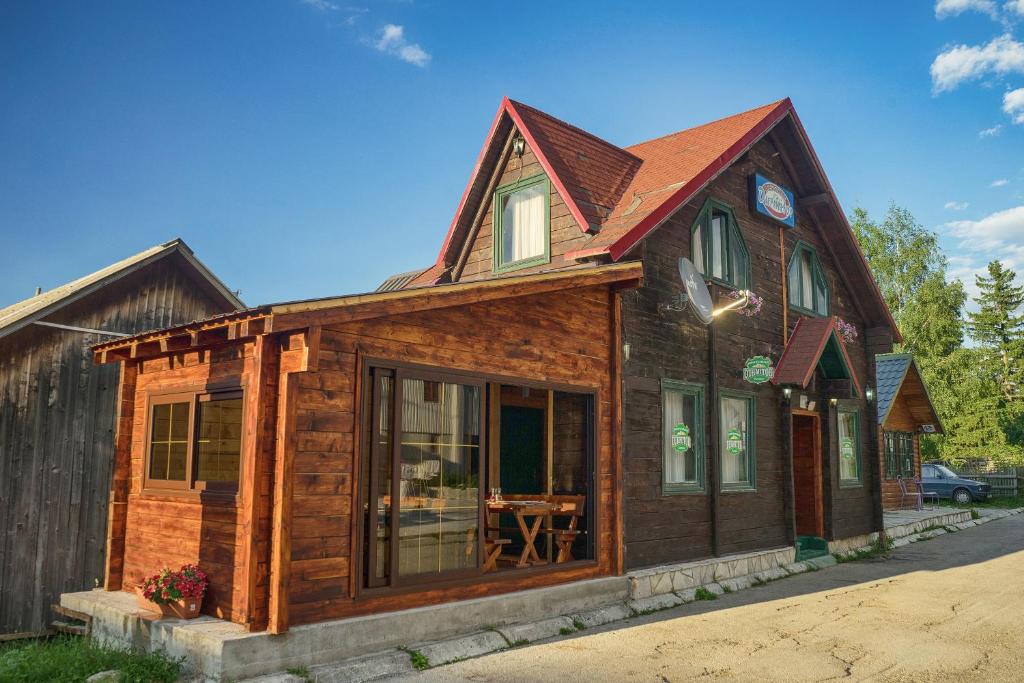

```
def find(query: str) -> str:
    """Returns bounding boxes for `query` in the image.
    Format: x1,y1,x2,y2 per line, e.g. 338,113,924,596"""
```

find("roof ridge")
507,99,642,162
625,99,788,150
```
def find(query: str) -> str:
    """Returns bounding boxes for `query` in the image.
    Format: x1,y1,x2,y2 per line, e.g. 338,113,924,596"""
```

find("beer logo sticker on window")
671,423,691,453
726,428,743,455
841,437,854,460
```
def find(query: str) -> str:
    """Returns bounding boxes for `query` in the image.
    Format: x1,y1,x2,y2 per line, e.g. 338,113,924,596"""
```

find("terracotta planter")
136,588,203,619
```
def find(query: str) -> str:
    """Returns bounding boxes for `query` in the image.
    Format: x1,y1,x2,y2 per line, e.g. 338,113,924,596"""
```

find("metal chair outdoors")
915,477,940,508
897,476,923,511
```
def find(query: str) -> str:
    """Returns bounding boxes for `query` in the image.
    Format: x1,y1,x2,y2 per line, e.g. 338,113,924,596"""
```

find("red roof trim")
432,97,595,275
772,316,862,398
785,108,902,343
504,100,593,235
604,99,793,262
771,316,805,386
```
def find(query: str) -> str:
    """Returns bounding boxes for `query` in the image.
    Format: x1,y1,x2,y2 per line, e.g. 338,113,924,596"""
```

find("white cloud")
301,0,339,10
945,201,970,210
936,0,999,19
930,34,1024,92
946,205,1024,248
374,24,431,67
992,178,1011,186
1007,0,1024,17
979,123,1004,137
1003,87,1024,122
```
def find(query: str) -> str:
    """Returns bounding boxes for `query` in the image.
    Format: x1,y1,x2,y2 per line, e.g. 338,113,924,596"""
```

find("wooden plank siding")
879,392,922,511
0,257,231,634
619,135,882,567
457,134,592,282
285,284,618,625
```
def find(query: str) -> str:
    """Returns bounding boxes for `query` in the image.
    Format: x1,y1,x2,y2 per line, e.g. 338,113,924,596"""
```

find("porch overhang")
772,316,862,398
875,353,944,434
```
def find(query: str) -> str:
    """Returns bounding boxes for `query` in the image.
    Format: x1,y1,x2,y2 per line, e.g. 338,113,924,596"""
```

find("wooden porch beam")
104,361,138,591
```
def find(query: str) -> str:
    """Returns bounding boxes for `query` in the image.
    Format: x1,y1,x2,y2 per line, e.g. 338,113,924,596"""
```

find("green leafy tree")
967,260,1024,401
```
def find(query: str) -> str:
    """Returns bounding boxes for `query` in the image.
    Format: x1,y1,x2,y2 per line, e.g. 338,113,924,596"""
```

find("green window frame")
662,380,705,494
719,389,756,491
690,198,750,289
837,407,861,486
788,241,829,316
883,431,914,479
492,174,551,274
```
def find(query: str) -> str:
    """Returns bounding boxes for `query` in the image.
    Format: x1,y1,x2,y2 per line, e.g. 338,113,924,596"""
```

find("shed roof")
0,239,243,342
376,267,429,292
875,353,943,432
772,316,862,397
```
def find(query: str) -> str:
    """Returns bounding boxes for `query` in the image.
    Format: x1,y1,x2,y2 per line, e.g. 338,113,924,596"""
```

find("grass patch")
834,536,894,564
971,509,981,520
571,617,586,631
694,587,718,601
939,495,1024,510
0,635,181,683
558,627,575,636
510,638,529,647
287,665,312,682
400,647,430,671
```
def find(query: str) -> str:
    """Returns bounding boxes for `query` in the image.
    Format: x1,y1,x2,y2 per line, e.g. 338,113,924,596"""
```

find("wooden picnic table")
486,500,560,567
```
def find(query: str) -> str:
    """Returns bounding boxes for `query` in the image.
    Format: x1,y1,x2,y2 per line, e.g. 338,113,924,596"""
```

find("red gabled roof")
772,316,863,397
413,97,900,341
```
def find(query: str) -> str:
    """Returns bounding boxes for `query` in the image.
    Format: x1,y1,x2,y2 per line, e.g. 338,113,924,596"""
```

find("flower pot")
136,588,203,619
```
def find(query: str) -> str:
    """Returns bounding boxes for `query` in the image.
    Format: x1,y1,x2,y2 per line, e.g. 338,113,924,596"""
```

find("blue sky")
2,0,1024,310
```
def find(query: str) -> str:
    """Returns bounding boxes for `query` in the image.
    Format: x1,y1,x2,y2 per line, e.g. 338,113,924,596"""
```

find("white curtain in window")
800,251,813,309
721,397,748,484
710,215,725,279
503,184,545,263
664,390,695,484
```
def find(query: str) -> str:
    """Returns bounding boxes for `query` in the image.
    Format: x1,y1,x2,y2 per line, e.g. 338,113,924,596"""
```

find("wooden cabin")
874,353,943,509
92,264,642,632
399,97,906,565
0,239,241,634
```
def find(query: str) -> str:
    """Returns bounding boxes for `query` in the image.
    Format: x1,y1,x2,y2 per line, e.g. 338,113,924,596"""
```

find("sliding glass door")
363,366,484,588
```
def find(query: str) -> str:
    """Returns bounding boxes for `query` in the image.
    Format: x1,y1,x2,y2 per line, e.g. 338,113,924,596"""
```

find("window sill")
788,304,827,318
662,485,706,496
839,480,863,489
721,485,757,493
493,256,550,275
135,489,239,505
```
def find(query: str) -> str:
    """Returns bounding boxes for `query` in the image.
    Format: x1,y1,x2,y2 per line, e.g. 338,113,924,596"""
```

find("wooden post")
611,289,625,575
708,319,720,557
104,361,137,591
781,403,796,546
240,335,273,631
780,225,788,345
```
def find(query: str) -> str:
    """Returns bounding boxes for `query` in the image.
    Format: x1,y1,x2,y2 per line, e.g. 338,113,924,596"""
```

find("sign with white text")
751,173,795,227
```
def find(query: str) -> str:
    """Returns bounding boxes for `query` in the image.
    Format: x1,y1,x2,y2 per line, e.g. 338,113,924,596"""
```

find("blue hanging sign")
751,173,795,227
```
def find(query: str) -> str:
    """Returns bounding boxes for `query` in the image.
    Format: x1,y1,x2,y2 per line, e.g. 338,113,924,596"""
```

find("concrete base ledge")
883,509,972,542
62,575,629,680
627,546,796,600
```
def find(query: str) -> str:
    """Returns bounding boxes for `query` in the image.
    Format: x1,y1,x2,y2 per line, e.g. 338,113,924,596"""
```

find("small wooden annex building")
873,353,943,510
0,239,241,634
93,264,642,632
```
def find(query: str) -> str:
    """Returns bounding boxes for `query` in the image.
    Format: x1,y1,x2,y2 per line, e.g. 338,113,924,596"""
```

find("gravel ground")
387,514,1024,682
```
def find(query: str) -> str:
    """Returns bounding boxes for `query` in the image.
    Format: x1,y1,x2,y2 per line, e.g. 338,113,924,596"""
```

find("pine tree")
967,261,1024,401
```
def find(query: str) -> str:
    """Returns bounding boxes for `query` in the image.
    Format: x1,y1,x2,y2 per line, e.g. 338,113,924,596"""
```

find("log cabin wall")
283,284,617,625
0,257,232,634
457,133,591,282
118,339,277,626
879,393,921,510
621,135,879,568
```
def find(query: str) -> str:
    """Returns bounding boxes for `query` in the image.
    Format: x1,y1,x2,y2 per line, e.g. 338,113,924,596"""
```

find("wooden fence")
956,464,1023,498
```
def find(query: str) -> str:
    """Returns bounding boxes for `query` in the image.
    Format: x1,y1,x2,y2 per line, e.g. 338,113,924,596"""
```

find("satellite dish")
678,258,714,325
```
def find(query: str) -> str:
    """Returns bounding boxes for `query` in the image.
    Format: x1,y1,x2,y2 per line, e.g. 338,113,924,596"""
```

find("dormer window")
691,199,750,289
788,242,829,316
493,174,550,273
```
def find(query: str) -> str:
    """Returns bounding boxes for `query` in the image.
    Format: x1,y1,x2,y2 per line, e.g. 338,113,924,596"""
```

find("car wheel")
952,488,973,505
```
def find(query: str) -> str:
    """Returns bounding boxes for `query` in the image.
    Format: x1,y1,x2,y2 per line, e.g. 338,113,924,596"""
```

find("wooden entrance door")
792,412,823,537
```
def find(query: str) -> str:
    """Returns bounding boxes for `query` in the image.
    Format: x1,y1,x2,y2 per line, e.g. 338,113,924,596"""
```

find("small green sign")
841,437,854,460
726,428,743,455
671,423,691,453
742,356,774,384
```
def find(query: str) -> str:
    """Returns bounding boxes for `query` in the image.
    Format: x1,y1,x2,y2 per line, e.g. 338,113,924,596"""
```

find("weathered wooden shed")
92,264,642,632
0,239,241,634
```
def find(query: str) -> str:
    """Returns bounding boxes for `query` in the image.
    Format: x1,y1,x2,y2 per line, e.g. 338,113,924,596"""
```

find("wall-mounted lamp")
782,386,792,400
865,386,875,403
512,136,526,157
829,397,838,407
623,342,631,362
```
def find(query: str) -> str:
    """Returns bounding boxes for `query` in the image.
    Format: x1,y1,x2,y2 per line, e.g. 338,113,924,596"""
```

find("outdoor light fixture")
830,397,838,407
512,136,526,157
866,386,875,403
782,387,792,400
623,342,631,362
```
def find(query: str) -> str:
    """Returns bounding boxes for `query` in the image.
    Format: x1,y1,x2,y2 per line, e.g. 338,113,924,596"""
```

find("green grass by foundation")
0,635,181,683
938,495,1024,510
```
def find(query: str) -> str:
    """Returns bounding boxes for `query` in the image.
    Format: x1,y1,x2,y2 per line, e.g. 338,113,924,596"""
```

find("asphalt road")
388,514,1024,682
